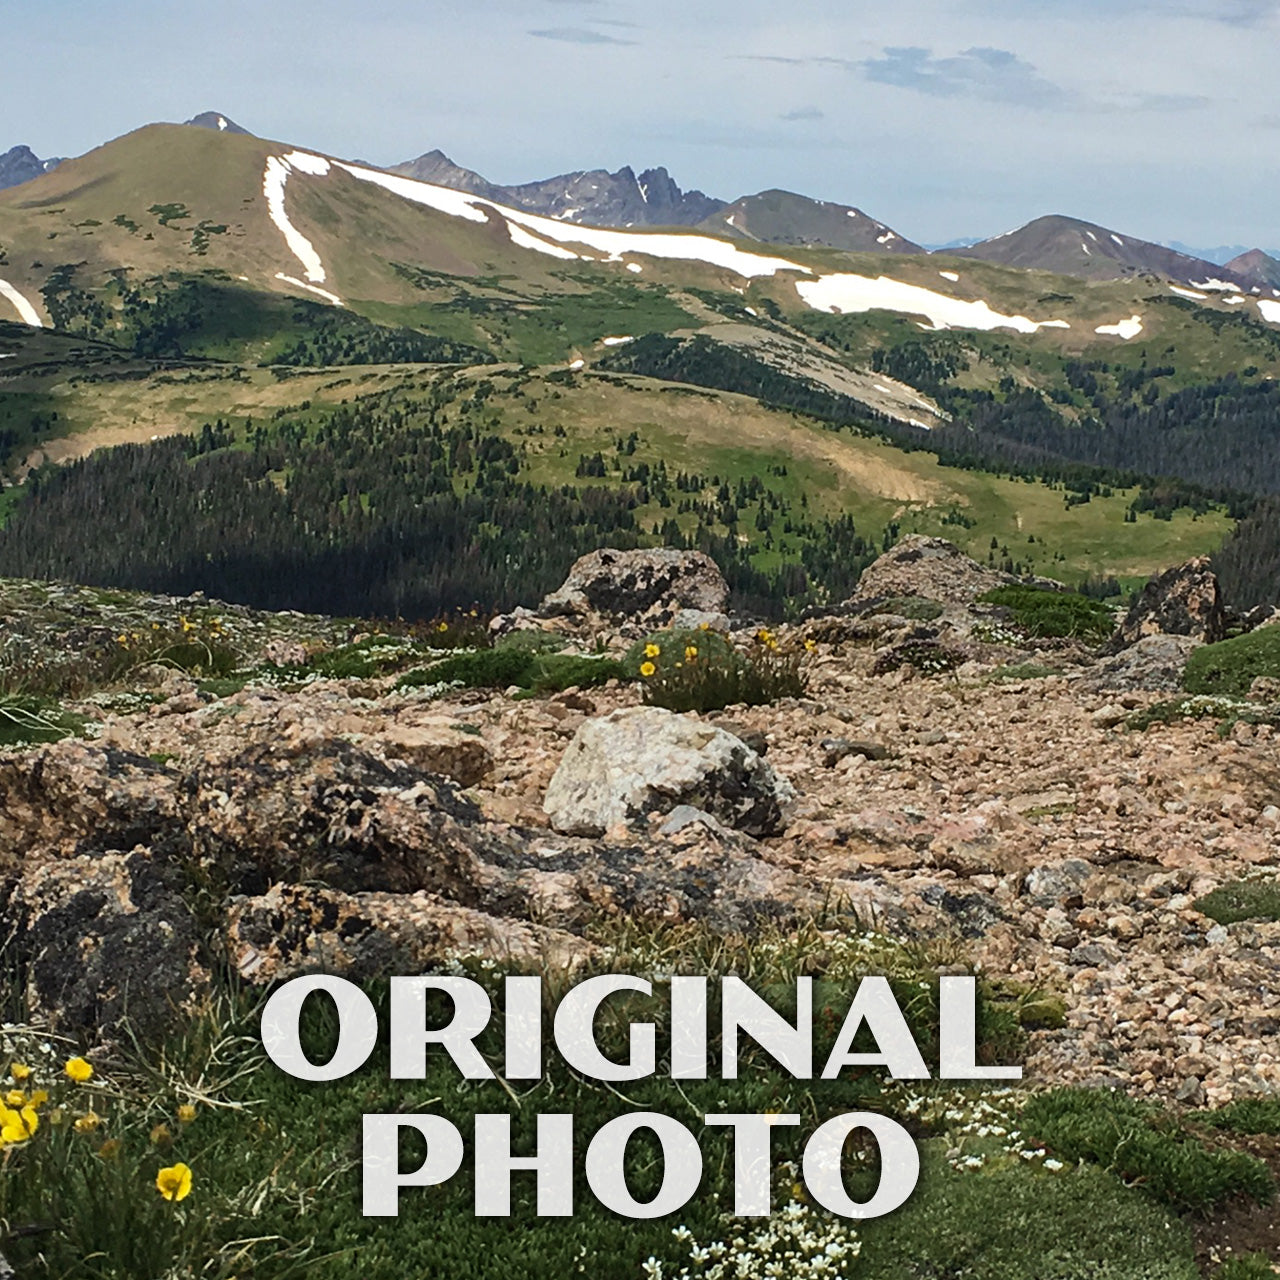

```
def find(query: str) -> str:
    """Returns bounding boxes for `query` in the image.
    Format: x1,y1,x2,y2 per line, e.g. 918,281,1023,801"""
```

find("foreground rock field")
2,540,1278,1113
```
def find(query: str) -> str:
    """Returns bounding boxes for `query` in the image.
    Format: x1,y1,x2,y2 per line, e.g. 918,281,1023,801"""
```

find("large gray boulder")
539,548,729,628
544,706,794,837
848,536,1030,607
1077,633,1199,693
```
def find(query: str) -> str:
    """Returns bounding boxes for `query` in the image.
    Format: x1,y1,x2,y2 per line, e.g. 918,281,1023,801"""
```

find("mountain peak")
1225,248,1280,290
185,112,251,135
955,214,1250,287
0,144,63,191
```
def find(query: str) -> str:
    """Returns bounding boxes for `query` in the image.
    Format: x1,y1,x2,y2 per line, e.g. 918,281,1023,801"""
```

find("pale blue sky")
5,0,1278,248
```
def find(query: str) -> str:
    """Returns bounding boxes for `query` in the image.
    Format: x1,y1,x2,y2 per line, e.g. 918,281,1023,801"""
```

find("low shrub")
871,639,966,676
1183,626,1280,697
1193,878,1280,925
110,615,242,680
398,647,536,691
1020,1088,1274,1212
397,648,626,696
978,585,1116,641
1194,1099,1280,1136
625,626,807,713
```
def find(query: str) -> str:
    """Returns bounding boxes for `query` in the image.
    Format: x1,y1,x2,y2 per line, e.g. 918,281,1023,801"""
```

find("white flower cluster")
971,622,1025,647
884,1084,1065,1174
642,1202,862,1279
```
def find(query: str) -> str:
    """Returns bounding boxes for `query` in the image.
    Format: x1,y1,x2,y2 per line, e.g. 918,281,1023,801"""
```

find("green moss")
978,585,1116,640
1193,878,1280,925
1194,1098,1280,1136
1020,1088,1274,1212
1183,626,1280,697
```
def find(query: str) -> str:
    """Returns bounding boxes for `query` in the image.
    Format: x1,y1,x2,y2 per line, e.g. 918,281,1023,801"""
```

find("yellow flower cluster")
2,1054,197,1200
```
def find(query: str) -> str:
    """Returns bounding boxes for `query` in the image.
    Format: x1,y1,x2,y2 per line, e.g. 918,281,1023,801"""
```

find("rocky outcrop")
1076,633,1199,693
544,706,794,837
2,849,206,1038
847,536,1026,607
1108,557,1226,651
495,547,730,637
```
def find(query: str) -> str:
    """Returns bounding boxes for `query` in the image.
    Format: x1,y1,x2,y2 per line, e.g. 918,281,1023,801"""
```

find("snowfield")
601,335,635,346
263,153,333,285
1095,315,1143,339
505,221,579,261
1257,299,1280,323
1170,286,1208,300
795,273,1069,334
0,279,43,327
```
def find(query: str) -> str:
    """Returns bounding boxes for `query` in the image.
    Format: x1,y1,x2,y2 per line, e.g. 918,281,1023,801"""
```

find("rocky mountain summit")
1,543,1278,1114
0,145,61,192
391,152,725,228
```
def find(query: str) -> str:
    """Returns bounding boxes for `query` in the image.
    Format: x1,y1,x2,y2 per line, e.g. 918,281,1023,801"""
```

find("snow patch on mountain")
274,272,342,306
1169,285,1208,300
794,274,1068,334
329,160,809,279
1191,278,1241,292
1095,315,1143,339
0,279,43,327
505,220,580,260
1257,299,1280,323
263,153,332,284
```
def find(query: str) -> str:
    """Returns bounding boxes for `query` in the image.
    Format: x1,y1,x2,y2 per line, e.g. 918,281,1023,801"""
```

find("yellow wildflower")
29,1090,48,1106
156,1162,193,1202
684,645,698,661
74,1111,101,1133
177,1103,197,1124
804,638,817,652
64,1056,93,1083
644,643,661,658
9,1063,31,1082
6,1090,26,1107
437,621,449,632
0,1105,38,1144
639,661,656,678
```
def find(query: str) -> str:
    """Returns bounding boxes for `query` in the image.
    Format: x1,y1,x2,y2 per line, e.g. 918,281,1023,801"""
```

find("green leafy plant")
978,585,1116,641
625,626,807,713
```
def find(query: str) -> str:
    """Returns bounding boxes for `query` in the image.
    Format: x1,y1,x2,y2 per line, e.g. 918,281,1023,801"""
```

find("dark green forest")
0,392,884,619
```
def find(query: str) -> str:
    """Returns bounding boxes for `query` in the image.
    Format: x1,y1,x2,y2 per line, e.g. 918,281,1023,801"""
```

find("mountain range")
3,111,1276,291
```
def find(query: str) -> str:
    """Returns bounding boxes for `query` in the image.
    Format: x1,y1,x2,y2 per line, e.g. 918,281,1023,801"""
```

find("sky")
5,0,1279,250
